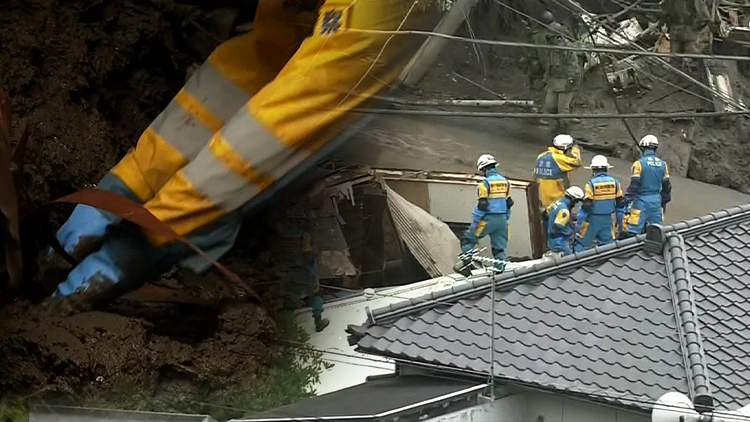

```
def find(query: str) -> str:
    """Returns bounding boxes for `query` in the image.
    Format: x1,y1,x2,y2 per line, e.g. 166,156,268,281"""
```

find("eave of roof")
347,203,750,412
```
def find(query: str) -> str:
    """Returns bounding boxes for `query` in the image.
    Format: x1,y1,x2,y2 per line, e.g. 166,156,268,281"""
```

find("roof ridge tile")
369,235,646,321
665,233,714,412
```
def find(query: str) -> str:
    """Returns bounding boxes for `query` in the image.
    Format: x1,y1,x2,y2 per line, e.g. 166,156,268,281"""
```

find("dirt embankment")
0,0,226,203
0,300,275,408
0,0,298,417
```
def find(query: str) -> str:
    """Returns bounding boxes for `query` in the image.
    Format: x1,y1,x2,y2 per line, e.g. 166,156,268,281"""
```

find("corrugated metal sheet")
385,184,460,278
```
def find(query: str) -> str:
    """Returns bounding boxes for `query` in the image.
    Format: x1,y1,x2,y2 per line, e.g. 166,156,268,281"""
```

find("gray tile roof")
684,219,750,409
347,204,750,412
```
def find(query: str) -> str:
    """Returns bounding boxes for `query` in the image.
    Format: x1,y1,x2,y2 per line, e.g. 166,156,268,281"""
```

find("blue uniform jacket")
546,196,574,239
625,150,672,206
580,172,626,230
473,168,512,219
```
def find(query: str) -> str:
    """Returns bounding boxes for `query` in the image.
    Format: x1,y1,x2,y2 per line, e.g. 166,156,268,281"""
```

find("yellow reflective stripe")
181,145,262,214
632,161,642,178
578,221,589,238
592,181,617,200
111,127,188,202
628,209,641,225
554,208,570,226
475,220,487,236
538,179,565,208
111,151,154,203
584,183,595,200
151,101,212,161
477,182,489,199
209,136,274,190
113,61,249,204
144,171,227,245
183,62,251,124
174,90,224,133
220,106,291,177
488,180,509,198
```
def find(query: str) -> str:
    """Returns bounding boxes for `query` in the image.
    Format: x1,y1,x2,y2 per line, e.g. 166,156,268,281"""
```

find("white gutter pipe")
653,392,750,422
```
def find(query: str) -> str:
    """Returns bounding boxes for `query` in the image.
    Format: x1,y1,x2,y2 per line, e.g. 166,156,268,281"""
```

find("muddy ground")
0,0,298,418
1,0,750,418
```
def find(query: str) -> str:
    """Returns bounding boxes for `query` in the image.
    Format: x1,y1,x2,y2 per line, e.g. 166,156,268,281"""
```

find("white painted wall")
426,184,531,258
426,392,649,422
294,261,541,396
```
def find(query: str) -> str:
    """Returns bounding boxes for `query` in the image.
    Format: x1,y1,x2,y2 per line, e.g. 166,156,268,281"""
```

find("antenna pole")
490,267,496,400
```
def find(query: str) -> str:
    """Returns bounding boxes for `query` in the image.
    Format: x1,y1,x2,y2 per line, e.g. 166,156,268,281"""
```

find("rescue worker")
523,11,555,105
40,0,436,312
533,133,583,209
661,0,711,67
541,21,585,129
622,135,672,237
275,210,329,332
453,154,513,276
544,186,584,256
574,155,625,251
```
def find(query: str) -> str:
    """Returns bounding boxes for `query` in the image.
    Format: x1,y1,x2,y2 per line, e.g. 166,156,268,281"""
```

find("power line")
346,27,750,62
538,0,744,109
346,107,749,118
270,338,750,420
476,0,735,111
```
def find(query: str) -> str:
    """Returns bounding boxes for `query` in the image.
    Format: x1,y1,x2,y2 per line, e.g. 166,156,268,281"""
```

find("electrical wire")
496,0,717,107
345,26,750,62
268,338,750,420
282,275,687,338
344,107,749,118
538,0,744,109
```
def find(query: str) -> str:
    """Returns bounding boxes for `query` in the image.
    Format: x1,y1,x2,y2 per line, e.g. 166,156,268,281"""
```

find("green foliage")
195,312,330,421
0,399,28,422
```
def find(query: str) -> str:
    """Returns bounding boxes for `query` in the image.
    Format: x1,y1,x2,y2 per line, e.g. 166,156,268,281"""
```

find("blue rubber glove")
53,224,181,298
54,173,140,259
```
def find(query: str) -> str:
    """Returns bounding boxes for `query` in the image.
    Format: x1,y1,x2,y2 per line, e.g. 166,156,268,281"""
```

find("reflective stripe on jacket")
585,173,623,215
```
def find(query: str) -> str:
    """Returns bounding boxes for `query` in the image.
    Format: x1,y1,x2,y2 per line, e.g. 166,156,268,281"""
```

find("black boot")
452,260,472,277
314,315,330,332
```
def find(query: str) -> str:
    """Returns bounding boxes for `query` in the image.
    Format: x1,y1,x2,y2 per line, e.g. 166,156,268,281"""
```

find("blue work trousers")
285,254,325,318
461,213,508,267
575,214,615,252
548,235,573,256
626,195,663,236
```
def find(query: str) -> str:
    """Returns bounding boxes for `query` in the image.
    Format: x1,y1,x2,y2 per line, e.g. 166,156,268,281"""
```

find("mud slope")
0,0,213,203
0,299,276,411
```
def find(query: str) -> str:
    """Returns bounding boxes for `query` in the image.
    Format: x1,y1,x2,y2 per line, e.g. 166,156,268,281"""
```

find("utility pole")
398,0,481,86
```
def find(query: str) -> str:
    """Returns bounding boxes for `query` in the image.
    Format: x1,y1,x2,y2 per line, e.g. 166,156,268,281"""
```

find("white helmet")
639,134,659,149
565,186,584,201
586,154,613,169
476,154,497,171
552,134,574,150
